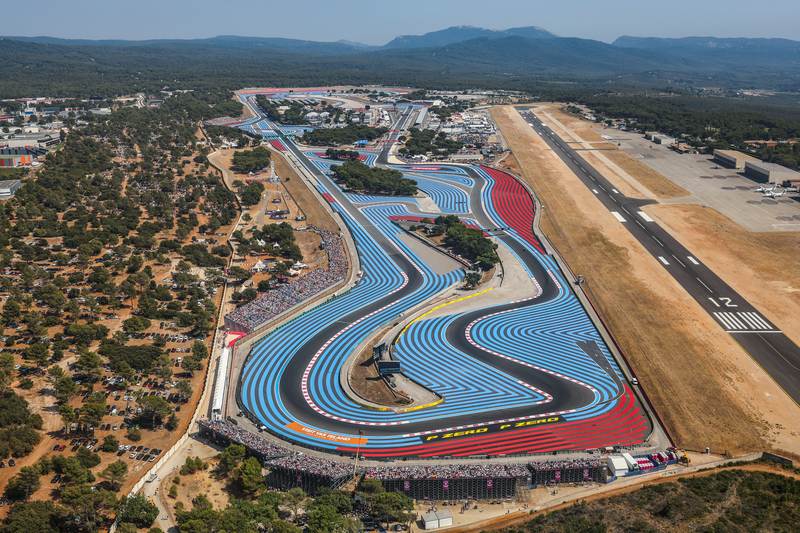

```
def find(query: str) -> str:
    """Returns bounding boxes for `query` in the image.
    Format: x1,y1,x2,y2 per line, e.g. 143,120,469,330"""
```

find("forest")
331,160,417,196
302,125,388,146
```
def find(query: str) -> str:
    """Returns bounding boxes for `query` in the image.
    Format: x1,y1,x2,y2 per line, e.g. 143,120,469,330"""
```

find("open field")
491,105,800,456
536,104,689,200
647,204,800,346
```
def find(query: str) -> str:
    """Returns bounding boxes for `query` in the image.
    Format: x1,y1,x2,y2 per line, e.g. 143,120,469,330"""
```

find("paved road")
268,111,594,436
229,99,649,455
519,108,800,403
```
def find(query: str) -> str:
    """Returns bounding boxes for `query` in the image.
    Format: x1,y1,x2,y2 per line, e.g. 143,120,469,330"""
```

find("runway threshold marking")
638,211,654,222
611,211,626,223
714,311,777,332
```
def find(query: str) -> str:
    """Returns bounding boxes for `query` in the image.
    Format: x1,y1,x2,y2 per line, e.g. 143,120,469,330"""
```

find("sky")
9,0,800,44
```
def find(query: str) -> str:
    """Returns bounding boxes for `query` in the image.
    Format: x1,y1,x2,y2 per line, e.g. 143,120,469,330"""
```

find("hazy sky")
10,0,800,44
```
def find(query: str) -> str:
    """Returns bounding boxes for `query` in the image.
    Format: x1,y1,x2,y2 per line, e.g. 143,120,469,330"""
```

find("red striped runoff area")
338,386,648,458
269,140,287,152
482,165,545,254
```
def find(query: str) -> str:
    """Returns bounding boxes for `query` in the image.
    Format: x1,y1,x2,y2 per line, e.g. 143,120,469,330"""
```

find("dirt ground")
165,456,229,513
536,104,688,200
272,149,340,232
646,204,800,346
491,105,800,457
350,345,412,408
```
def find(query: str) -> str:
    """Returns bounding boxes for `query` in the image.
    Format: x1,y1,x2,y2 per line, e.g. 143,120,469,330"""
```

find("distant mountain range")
382,25,555,49
1,26,799,97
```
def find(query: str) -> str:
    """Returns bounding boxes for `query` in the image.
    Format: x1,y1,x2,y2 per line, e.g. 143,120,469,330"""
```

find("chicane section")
235,104,650,458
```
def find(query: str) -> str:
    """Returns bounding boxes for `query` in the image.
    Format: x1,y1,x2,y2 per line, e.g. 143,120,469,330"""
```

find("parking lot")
601,127,800,232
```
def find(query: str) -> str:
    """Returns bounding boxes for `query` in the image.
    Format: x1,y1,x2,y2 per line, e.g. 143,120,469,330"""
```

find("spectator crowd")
365,463,529,480
225,226,348,332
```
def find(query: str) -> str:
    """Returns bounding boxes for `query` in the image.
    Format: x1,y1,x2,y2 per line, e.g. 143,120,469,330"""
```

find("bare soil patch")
491,105,800,456
272,149,339,232
350,345,411,408
166,457,230,512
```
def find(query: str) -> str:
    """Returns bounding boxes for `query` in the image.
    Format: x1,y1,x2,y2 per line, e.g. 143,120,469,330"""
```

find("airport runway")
519,108,800,404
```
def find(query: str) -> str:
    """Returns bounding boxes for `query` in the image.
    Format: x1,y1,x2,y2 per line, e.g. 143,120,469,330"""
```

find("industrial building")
0,179,21,199
0,147,40,168
0,131,60,149
744,160,800,185
713,149,758,170
645,131,675,146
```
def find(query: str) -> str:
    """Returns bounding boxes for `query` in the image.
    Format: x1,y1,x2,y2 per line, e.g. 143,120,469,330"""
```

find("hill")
614,36,800,69
382,25,554,49
2,26,800,97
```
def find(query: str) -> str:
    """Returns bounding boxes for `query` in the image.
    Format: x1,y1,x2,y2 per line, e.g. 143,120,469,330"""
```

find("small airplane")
755,185,775,193
763,188,785,198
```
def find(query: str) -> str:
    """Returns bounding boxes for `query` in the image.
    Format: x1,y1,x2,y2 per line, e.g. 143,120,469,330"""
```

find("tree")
75,446,101,468
2,298,20,326
217,443,245,475
2,500,63,533
367,492,413,524
100,460,128,490
24,343,49,368
0,353,15,390
283,487,306,521
314,489,354,515
53,375,78,404
4,466,41,500
137,395,172,428
101,434,119,452
191,340,208,360
122,316,151,333
117,494,158,529
57,404,77,433
175,379,193,401
60,483,117,532
306,504,360,533
463,271,482,290
234,456,263,497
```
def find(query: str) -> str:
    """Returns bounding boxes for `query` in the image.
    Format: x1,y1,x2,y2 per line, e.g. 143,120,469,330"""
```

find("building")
607,456,629,478
0,148,38,168
0,131,60,149
422,512,439,530
645,131,675,146
0,179,21,199
421,511,452,530
744,160,800,184
713,149,758,170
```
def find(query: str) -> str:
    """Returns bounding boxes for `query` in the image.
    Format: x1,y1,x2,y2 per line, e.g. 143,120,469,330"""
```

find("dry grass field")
491,105,800,457
537,104,689,200
647,204,800,346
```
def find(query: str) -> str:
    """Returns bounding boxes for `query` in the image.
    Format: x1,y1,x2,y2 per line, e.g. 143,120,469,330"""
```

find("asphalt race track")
519,108,800,404
229,94,651,458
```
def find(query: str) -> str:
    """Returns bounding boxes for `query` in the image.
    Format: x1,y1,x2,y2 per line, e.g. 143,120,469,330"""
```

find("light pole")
353,430,364,478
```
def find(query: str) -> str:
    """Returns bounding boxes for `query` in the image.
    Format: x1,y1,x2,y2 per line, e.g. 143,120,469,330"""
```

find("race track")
234,95,651,458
